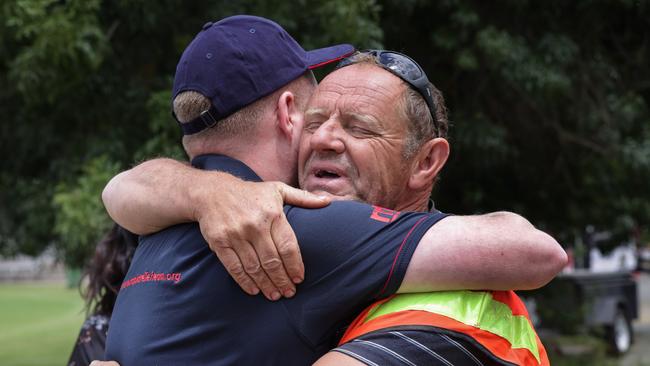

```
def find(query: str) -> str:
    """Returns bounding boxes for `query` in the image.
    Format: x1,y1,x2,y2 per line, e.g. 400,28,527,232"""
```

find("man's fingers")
271,214,304,285
235,239,282,301
195,181,314,300
213,246,259,296
277,183,330,209
251,231,296,298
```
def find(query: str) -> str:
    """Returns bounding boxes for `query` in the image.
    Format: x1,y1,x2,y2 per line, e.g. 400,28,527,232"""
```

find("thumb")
276,183,330,208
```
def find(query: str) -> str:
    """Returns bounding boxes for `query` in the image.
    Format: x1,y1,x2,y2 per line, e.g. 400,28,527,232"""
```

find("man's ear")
408,138,450,190
276,91,297,140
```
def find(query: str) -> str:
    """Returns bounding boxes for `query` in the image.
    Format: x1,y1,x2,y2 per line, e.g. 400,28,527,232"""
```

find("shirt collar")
191,154,263,182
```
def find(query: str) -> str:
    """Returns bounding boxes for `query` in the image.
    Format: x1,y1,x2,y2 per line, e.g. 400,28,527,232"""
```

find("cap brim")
306,44,355,69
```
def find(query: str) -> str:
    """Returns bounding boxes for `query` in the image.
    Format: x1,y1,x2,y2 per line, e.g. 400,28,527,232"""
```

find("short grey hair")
174,72,316,154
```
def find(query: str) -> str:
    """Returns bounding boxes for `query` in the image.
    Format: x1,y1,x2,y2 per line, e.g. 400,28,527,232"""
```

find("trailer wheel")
606,308,633,355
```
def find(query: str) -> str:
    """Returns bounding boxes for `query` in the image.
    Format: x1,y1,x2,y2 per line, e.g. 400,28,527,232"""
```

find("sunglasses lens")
378,52,423,80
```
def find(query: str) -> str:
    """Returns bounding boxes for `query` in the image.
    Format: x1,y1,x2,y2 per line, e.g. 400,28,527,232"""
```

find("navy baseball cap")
172,15,355,135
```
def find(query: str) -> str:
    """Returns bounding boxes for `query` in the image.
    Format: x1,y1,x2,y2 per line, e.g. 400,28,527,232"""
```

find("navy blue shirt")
105,155,447,365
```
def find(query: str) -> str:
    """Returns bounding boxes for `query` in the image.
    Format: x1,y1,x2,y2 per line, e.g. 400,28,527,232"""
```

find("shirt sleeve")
282,201,447,350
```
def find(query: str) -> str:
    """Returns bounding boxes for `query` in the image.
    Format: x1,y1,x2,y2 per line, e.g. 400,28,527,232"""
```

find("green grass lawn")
0,282,85,366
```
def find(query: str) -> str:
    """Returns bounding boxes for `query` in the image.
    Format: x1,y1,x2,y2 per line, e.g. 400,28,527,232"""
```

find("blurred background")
0,0,648,365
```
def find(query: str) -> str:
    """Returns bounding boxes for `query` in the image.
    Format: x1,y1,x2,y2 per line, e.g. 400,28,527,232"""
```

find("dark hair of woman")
80,223,138,316
68,224,138,365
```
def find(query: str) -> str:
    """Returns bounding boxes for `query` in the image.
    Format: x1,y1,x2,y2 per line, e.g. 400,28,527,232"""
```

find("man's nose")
309,120,345,154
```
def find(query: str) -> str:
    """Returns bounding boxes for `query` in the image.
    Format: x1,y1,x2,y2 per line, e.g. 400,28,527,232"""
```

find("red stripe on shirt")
376,216,428,297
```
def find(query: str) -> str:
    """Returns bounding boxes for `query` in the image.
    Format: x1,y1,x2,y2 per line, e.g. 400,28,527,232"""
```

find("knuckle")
227,263,246,276
270,210,283,220
223,225,241,238
275,279,291,289
203,222,225,235
211,240,230,250
240,220,258,232
261,257,283,270
271,273,290,285
243,262,262,275
205,230,228,245
202,228,221,243
276,241,297,256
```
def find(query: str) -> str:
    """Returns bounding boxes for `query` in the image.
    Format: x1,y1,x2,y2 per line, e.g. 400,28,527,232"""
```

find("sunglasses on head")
337,49,439,137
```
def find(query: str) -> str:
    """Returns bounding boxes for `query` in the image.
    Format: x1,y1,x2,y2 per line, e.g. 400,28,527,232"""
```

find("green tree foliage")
52,156,119,268
378,0,650,245
0,0,381,265
1,0,648,265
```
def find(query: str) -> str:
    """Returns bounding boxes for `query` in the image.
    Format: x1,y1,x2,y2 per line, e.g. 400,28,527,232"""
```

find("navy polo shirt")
105,154,447,365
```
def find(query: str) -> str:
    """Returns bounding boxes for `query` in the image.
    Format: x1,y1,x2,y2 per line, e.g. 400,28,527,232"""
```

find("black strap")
173,105,221,136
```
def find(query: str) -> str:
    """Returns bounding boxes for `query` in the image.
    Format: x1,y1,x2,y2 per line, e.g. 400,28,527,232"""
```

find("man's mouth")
302,163,352,194
314,169,341,179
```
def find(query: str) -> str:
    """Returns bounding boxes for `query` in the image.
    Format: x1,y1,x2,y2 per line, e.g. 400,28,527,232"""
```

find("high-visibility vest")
339,290,549,366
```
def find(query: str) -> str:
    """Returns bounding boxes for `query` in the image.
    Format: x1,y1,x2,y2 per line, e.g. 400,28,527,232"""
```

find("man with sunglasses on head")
304,51,552,366
102,15,565,366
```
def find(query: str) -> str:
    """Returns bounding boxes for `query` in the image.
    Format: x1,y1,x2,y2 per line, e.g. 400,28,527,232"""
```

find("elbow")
496,212,568,289
101,171,138,232
524,232,568,289
542,232,569,278
101,174,120,218
550,239,569,275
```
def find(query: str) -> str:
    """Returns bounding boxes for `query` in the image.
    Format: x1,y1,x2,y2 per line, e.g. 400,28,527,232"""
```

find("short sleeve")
282,201,447,349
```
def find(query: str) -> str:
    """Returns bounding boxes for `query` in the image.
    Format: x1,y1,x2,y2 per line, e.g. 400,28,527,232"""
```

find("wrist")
187,171,243,222
186,170,212,222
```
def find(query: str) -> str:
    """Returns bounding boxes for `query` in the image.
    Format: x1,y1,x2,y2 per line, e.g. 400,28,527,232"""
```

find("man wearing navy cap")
103,15,566,365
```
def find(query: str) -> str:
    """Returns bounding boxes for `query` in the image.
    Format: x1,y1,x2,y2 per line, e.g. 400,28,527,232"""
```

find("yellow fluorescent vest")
339,290,549,366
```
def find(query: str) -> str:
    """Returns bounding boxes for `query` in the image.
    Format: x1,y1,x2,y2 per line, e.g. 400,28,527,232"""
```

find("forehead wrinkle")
320,70,404,101
337,85,400,124
334,64,407,97
350,82,400,101
309,67,407,123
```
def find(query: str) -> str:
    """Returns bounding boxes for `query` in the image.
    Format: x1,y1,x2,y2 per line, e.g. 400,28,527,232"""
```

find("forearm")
399,211,568,292
102,158,241,235
102,157,330,300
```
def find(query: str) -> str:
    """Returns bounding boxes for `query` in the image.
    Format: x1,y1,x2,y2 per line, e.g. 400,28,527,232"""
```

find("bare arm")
399,212,568,293
102,158,330,301
313,352,365,366
103,158,201,235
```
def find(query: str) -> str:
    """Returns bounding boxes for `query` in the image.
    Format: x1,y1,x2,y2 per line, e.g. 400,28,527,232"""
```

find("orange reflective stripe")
362,291,540,358
339,291,549,366
491,291,530,317
341,310,548,366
